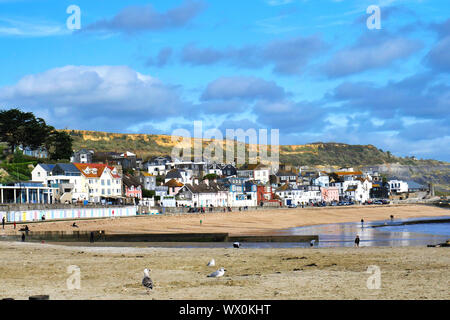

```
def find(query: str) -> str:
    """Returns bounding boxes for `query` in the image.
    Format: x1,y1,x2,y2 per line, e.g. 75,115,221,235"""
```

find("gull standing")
207,258,215,267
207,267,226,278
233,242,240,248
142,268,153,292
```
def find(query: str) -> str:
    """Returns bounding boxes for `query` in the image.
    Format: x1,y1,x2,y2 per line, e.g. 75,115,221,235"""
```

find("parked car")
287,204,297,208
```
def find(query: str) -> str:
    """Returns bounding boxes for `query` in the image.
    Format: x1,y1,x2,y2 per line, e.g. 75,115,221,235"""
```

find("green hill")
64,130,445,167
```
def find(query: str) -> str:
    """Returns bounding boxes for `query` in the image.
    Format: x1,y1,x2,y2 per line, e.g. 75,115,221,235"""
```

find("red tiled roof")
73,163,120,179
334,171,363,176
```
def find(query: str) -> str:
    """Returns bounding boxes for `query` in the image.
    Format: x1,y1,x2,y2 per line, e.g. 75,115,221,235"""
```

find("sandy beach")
0,241,448,300
3,204,449,235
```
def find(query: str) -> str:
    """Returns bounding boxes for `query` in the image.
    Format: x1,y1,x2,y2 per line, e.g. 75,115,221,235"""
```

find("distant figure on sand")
355,235,360,247
390,215,394,222
72,222,79,228
2,216,5,229
361,219,364,228
90,232,94,243
21,233,25,242
310,239,315,247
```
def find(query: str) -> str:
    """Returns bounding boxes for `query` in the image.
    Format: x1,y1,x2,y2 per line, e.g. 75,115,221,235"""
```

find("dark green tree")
45,130,73,160
202,173,219,180
0,108,48,152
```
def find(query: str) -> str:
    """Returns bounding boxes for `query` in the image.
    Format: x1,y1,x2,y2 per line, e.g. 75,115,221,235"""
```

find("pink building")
164,179,184,196
123,175,142,200
321,187,339,203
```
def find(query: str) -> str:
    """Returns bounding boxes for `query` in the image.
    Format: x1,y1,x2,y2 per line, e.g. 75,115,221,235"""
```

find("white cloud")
0,17,69,37
0,65,190,130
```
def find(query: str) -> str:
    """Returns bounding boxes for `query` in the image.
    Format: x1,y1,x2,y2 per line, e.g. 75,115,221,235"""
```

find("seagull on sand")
207,258,215,267
233,242,240,248
207,267,226,278
142,268,153,292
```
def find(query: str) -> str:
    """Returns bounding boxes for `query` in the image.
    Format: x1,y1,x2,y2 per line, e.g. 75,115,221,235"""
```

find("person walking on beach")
361,219,364,228
2,216,5,229
13,221,16,229
21,233,25,242
354,235,360,247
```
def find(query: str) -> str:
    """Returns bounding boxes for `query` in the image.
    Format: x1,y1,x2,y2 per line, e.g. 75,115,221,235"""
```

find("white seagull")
207,267,226,278
207,258,215,267
233,242,240,248
142,268,153,292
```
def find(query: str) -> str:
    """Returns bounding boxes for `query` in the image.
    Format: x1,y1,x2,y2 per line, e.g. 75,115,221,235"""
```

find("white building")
73,163,122,203
176,180,228,207
275,185,322,205
388,180,409,193
225,179,257,207
343,179,372,203
32,163,87,203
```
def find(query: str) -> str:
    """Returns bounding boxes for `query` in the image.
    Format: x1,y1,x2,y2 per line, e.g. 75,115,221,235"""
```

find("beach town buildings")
237,164,271,184
70,149,94,163
164,168,192,185
73,163,122,203
0,181,57,204
164,179,184,196
23,152,434,208
221,164,237,177
256,184,280,206
206,163,223,176
32,163,87,203
388,179,409,194
321,187,340,203
18,145,48,159
138,172,156,191
275,184,305,206
176,178,228,207
122,174,142,202
274,170,299,185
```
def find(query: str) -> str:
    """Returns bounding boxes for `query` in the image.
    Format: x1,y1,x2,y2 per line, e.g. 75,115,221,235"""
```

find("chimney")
204,179,209,186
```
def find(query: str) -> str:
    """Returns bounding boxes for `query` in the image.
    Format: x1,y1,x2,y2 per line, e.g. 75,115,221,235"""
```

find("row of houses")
4,147,431,207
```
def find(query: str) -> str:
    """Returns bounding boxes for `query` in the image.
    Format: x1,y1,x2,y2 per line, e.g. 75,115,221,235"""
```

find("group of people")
355,215,395,247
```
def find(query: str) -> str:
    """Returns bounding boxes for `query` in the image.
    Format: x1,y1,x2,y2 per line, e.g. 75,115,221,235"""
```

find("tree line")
0,108,73,160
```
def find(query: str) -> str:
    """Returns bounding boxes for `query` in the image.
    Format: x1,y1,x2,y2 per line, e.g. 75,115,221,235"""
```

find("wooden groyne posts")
18,231,319,243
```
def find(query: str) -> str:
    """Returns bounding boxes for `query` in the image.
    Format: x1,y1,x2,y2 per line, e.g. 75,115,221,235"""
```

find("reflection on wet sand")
46,216,450,249
283,216,450,247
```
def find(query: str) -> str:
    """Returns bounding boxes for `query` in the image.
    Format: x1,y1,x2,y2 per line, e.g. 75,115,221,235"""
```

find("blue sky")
0,0,449,161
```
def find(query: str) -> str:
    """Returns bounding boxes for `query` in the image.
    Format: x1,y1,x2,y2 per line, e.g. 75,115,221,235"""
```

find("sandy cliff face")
62,129,449,192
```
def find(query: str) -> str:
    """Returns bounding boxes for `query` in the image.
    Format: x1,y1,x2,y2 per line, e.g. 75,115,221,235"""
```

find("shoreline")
1,204,449,237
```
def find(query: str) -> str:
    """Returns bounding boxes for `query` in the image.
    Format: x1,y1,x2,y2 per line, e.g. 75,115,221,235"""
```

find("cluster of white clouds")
1,1,449,161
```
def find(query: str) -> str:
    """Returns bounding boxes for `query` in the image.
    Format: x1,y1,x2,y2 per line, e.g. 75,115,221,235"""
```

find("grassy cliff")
64,130,445,167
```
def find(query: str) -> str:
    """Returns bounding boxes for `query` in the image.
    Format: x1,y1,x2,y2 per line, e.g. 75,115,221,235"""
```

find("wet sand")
0,241,448,300
3,204,448,236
